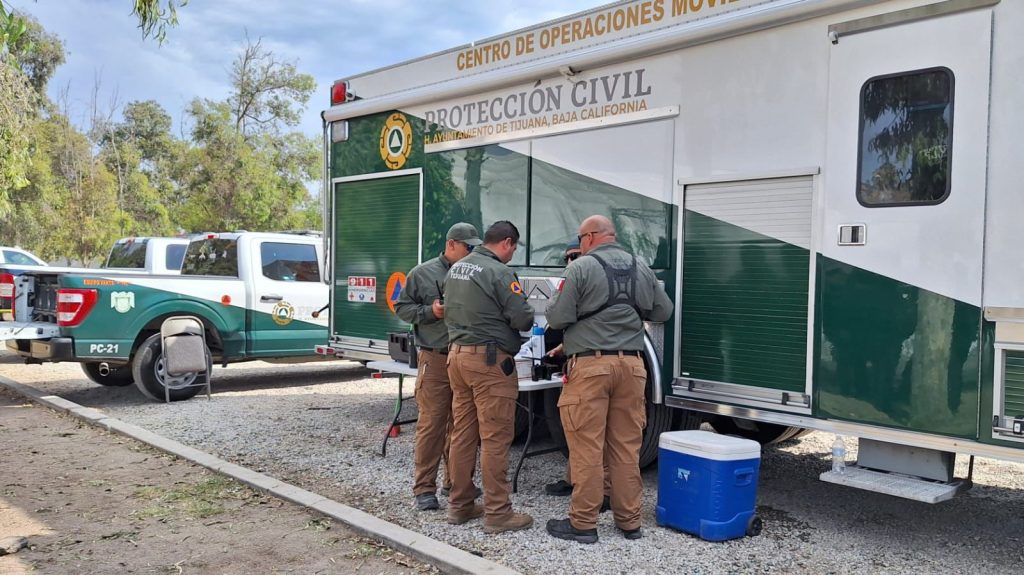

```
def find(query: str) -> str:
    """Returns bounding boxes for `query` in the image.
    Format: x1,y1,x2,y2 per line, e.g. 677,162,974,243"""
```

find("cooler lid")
659,430,761,460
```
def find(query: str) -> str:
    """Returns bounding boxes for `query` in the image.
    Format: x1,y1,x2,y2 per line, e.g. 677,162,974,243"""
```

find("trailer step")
819,465,967,504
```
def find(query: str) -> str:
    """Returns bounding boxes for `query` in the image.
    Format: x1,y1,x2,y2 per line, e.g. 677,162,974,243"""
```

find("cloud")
11,0,597,138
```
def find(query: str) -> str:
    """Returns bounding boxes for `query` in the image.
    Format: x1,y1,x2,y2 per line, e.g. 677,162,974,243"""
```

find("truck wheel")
710,417,805,446
131,334,209,402
542,374,676,468
81,362,134,387
638,384,674,469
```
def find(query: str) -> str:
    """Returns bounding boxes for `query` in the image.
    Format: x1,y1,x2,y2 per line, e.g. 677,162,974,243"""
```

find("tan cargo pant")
446,344,518,524
413,349,453,496
558,353,647,531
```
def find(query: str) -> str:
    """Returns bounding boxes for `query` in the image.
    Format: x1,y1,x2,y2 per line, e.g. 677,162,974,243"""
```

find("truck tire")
132,333,209,402
81,362,134,387
638,383,674,469
709,416,806,446
542,365,677,469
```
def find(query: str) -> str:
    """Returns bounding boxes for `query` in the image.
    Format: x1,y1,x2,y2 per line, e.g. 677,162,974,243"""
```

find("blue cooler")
655,430,762,541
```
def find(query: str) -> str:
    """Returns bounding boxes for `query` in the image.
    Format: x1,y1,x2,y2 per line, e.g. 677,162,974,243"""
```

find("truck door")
248,239,328,356
817,6,992,437
330,170,421,354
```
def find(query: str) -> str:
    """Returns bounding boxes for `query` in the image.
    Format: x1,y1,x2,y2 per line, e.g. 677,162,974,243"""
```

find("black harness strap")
577,252,641,321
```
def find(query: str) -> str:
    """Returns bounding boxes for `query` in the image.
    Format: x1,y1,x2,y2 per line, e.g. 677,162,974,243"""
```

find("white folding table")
365,360,563,492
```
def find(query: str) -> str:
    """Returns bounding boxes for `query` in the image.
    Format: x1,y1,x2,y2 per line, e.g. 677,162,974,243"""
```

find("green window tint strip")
680,210,809,392
333,175,419,340
1004,351,1024,418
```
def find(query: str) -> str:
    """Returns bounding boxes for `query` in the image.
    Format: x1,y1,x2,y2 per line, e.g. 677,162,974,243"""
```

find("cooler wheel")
746,515,763,537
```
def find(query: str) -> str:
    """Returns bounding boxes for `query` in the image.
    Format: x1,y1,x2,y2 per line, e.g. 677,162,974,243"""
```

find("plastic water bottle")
530,324,545,359
831,435,846,474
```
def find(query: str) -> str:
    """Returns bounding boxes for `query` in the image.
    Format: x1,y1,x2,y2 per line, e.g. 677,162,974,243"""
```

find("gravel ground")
3,353,1024,574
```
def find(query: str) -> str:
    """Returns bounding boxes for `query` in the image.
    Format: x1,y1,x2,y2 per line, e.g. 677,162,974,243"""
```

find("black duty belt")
573,350,642,358
418,346,449,355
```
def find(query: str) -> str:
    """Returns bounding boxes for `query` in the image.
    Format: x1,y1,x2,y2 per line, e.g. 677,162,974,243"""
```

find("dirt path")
0,388,437,575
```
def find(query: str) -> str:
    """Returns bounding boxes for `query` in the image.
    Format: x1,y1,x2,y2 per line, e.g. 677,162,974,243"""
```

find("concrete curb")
0,375,519,575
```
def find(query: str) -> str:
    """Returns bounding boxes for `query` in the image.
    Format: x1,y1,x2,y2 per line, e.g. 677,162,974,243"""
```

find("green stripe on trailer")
815,256,980,438
680,209,809,393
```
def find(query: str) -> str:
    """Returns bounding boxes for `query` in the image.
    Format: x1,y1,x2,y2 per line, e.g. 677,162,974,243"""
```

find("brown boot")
447,503,484,525
483,512,533,534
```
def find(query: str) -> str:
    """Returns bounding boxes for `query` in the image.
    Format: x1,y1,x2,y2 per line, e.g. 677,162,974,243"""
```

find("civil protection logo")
386,272,406,314
379,113,413,170
111,291,135,314
272,301,295,326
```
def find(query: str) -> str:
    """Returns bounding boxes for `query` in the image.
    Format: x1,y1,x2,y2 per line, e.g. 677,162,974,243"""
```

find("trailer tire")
81,362,134,387
132,333,209,402
638,388,674,469
543,376,677,468
710,416,805,446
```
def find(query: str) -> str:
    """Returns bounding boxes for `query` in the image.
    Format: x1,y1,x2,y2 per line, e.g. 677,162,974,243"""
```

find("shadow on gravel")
40,362,376,408
756,444,1024,569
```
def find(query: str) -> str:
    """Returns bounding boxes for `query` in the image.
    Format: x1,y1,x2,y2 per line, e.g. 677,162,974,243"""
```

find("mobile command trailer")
319,0,1024,500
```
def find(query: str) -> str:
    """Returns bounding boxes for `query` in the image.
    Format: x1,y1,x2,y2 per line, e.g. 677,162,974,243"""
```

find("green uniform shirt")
444,246,534,355
546,242,673,357
394,254,452,350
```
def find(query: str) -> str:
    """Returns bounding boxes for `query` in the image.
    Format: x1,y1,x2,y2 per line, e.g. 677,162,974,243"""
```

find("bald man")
544,215,673,544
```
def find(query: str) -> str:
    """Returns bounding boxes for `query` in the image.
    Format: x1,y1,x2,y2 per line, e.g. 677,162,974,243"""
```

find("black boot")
544,480,573,496
546,518,598,544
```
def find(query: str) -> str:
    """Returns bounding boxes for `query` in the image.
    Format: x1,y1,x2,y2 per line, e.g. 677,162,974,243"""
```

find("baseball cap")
447,222,483,246
566,238,580,251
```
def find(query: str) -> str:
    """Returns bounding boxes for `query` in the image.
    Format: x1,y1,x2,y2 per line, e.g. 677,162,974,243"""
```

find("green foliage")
8,14,65,93
0,4,28,57
131,0,187,44
0,64,34,211
0,14,322,264
230,36,316,138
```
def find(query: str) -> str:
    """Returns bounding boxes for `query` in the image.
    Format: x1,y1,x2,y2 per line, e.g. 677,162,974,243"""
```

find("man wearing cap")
544,215,673,544
444,220,535,534
395,222,482,511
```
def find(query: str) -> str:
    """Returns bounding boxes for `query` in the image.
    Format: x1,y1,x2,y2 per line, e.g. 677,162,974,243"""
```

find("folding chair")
160,316,212,403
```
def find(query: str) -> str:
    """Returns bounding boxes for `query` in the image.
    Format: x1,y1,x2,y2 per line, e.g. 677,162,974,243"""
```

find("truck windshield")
181,238,239,277
106,239,149,268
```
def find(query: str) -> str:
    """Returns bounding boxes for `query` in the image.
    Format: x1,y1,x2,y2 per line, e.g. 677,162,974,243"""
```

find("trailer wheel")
710,417,806,446
746,515,763,537
81,362,134,387
131,333,208,402
543,371,677,468
638,384,674,469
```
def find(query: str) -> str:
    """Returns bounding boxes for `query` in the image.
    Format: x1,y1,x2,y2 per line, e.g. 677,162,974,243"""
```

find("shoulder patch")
510,280,523,295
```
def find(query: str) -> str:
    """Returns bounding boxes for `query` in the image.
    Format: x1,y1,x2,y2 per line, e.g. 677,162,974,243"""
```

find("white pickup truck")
104,237,191,275
2,231,330,401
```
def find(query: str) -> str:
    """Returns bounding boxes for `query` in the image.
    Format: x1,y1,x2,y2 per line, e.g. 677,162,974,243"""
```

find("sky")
10,0,601,140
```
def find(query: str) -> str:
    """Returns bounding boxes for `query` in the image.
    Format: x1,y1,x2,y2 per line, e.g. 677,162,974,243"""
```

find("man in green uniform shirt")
444,221,535,534
395,223,481,511
545,215,673,544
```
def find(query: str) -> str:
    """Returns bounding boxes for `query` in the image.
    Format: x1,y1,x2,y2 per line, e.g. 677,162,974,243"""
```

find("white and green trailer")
318,0,1024,500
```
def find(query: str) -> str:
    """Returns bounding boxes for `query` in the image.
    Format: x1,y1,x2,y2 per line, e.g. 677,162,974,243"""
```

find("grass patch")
133,475,257,520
